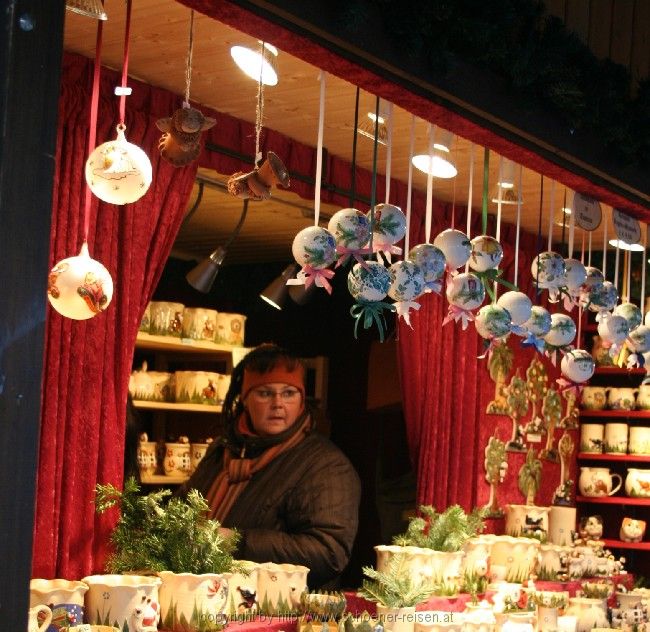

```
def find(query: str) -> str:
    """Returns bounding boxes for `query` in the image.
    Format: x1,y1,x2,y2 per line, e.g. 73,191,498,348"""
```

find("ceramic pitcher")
625,468,650,497
30,578,88,631
28,605,52,632
578,466,622,496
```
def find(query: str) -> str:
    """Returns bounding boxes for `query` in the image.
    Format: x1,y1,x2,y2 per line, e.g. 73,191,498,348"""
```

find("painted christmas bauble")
496,291,532,326
85,125,152,205
47,243,113,320
523,305,552,337
543,313,576,347
445,272,485,310
587,281,618,312
368,203,406,246
530,251,566,288
564,258,587,292
468,235,503,272
388,260,424,302
646,311,650,327
408,243,446,285
560,349,595,383
582,266,605,289
475,304,512,339
327,207,370,250
347,260,391,302
291,226,337,269
628,325,650,354
433,228,472,270
613,302,643,332
597,314,630,345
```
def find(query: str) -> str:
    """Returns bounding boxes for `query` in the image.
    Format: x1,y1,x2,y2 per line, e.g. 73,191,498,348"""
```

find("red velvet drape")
33,53,199,579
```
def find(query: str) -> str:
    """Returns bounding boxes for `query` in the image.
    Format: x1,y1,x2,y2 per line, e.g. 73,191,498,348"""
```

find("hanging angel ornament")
531,251,567,302
157,106,216,166
288,226,336,294
520,305,552,354
408,243,446,294
563,258,587,311
497,291,532,335
327,207,371,268
443,272,485,330
486,340,514,415
367,203,406,261
474,304,512,359
539,387,562,462
347,261,395,341
505,371,529,452
483,435,508,518
387,260,424,328
543,313,576,365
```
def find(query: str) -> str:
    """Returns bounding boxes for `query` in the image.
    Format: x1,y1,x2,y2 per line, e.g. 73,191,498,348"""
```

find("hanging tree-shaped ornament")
328,208,371,268
387,260,425,328
523,357,548,440
559,385,580,430
486,340,515,415
553,431,575,505
539,387,562,462
348,261,395,341
443,272,485,330
518,447,542,505
505,371,530,452
543,313,577,366
156,11,216,167
482,435,509,518
475,304,512,359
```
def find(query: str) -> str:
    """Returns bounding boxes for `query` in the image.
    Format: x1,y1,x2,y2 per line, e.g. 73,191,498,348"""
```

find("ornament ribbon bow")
563,292,578,312
349,300,396,342
286,265,335,294
335,245,371,269
442,304,475,331
423,279,442,294
556,377,585,398
473,269,517,302
544,343,572,366
521,332,546,354
393,300,421,329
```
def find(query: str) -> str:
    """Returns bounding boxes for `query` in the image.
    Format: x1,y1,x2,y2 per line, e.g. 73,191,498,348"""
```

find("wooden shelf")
576,495,650,505
602,538,650,551
135,332,243,357
593,367,646,376
579,409,650,418
140,474,189,485
578,452,650,462
132,400,222,414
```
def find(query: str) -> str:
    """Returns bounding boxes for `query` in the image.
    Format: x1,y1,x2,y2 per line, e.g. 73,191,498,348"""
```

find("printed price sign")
572,192,602,231
612,208,641,245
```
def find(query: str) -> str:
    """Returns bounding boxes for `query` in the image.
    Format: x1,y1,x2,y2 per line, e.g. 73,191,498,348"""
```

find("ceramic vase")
377,605,416,632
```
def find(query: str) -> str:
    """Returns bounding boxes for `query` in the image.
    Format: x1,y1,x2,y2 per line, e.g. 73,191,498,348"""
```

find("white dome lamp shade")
491,158,521,205
230,42,279,86
411,128,457,179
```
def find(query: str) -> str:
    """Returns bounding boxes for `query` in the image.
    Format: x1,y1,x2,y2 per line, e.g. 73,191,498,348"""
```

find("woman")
180,343,361,588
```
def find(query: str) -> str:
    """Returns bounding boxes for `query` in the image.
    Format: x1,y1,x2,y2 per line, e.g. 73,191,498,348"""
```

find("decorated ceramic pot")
468,235,503,272
149,301,185,337
445,272,485,310
215,312,246,346
388,260,425,302
85,125,152,205
628,325,650,353
408,243,446,287
505,504,550,539
587,281,618,312
629,426,650,453
137,437,158,477
489,535,540,583
608,386,638,410
604,422,628,454
223,560,259,615
566,597,609,632
548,506,577,546
30,579,88,632
164,438,191,477
531,251,566,288
620,517,647,542
347,260,391,301
496,291,532,326
560,349,595,383
190,442,210,472
291,226,336,269
523,305,552,336
581,386,607,411
433,228,471,270
256,562,309,615
544,313,576,347
47,243,113,320
625,468,650,497
614,302,643,332
181,307,218,341
564,258,587,293
368,203,407,247
597,314,629,346
129,368,174,402
580,423,604,453
474,304,512,339
175,371,222,405
327,207,370,249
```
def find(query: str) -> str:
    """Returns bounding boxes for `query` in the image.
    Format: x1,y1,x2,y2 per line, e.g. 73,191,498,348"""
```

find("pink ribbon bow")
335,245,371,269
556,377,585,398
442,304,475,330
286,265,335,294
393,300,421,328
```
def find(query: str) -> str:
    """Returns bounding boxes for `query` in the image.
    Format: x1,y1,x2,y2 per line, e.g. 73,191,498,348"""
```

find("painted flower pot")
223,561,259,615
414,610,464,632
158,571,229,632
547,506,576,546
505,504,550,540
149,301,184,337
625,468,650,497
375,545,437,589
566,597,608,632
30,579,88,632
462,536,492,579
377,605,416,632
489,536,540,583
538,544,572,580
181,307,218,341
215,312,246,346
256,562,308,615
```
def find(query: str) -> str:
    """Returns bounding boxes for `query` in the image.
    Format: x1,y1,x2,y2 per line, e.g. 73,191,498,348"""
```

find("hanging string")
384,102,393,203
425,123,434,243
495,156,503,242
568,195,575,259
117,0,133,126
514,164,523,287
368,94,380,254
183,10,195,107
254,41,266,168
587,232,592,267
614,240,620,290
560,188,567,250
535,174,544,295
642,224,647,310
404,115,415,256
83,5,104,244
547,180,555,252
466,143,474,238
580,231,585,265
602,209,608,277
313,71,326,227
626,250,631,303
349,87,360,208
481,148,489,235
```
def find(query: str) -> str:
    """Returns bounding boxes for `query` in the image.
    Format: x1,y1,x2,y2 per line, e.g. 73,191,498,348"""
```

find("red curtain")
32,53,199,579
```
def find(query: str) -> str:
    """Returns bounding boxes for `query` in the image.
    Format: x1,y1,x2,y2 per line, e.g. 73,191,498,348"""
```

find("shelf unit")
579,409,650,418
140,473,189,485
602,538,650,551
133,400,222,414
576,495,650,506
578,452,650,462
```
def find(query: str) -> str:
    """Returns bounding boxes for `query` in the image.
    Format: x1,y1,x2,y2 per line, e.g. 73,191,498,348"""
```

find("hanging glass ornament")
560,349,595,383
579,266,605,306
587,280,619,317
408,243,446,293
85,124,152,205
520,305,552,353
443,272,485,330
348,261,395,341
475,304,512,340
47,243,113,320
544,313,576,365
613,302,643,333
497,291,532,331
563,258,587,310
597,313,630,358
626,325,650,368
433,228,472,270
469,235,503,272
289,226,336,293
387,260,424,328
531,251,566,302
368,203,406,258
645,311,650,327
327,207,371,268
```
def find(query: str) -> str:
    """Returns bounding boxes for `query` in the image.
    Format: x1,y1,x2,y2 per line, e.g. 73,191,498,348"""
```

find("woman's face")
244,382,303,436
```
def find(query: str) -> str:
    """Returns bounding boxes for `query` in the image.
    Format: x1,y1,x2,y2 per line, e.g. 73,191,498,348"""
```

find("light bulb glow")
230,44,278,86
609,238,644,252
412,152,457,178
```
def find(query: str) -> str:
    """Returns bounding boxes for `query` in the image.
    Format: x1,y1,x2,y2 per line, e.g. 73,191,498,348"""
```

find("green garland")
336,0,650,166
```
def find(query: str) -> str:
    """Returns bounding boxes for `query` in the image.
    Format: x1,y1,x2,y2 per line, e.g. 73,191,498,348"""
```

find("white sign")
572,192,602,231
612,208,641,245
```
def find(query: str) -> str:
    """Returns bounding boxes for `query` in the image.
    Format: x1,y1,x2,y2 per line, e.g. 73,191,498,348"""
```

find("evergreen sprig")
392,505,485,552
94,477,240,575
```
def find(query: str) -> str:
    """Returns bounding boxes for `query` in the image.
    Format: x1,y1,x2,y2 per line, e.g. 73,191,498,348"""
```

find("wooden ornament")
156,106,216,167
483,435,508,518
505,371,529,452
486,339,514,415
559,388,579,429
227,151,290,201
539,387,562,462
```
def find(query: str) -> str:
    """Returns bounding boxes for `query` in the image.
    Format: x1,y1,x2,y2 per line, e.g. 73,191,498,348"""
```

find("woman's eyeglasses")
251,388,301,402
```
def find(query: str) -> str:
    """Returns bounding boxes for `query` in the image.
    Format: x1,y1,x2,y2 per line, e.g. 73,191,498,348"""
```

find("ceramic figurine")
156,106,216,166
539,387,561,462
620,517,646,543
518,448,542,505
579,515,604,541
505,371,529,452
483,435,508,518
486,337,514,415
553,431,575,505
560,387,579,429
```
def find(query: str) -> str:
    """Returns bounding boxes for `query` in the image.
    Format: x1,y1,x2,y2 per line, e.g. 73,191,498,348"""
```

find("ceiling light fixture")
230,41,279,86
260,263,299,310
357,112,388,145
608,238,644,252
562,207,572,215
65,0,107,19
491,158,521,204
411,128,457,178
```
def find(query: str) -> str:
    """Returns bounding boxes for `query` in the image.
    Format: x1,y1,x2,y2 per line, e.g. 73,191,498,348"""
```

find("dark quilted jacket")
182,432,361,588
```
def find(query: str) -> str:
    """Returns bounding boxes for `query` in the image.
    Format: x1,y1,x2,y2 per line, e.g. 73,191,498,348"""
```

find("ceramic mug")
28,605,52,632
164,439,191,477
149,301,184,337
215,312,246,346
190,442,210,472
579,467,622,497
625,468,650,498
637,384,650,409
137,438,158,477
30,579,88,632
581,386,608,411
580,424,604,453
607,387,638,411
604,423,628,454
181,307,218,341
629,426,650,454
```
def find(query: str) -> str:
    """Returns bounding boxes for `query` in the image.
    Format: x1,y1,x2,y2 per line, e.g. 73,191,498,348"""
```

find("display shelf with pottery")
578,452,650,462
136,331,240,359
576,495,650,505
602,538,650,550
579,409,650,418
140,473,189,485
593,366,646,375
132,400,223,413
